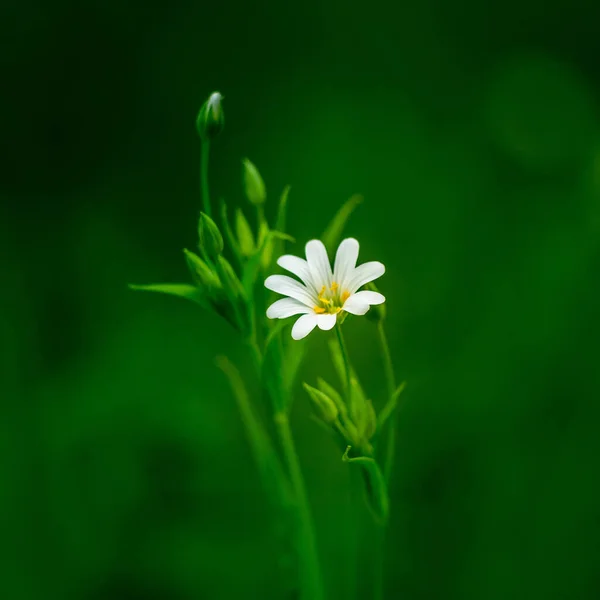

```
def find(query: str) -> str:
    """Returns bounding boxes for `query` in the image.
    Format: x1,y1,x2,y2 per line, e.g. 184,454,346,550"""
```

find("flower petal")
333,238,359,290
348,261,385,293
264,275,317,307
342,294,371,315
291,313,318,340
349,290,385,305
266,298,313,319
277,255,318,292
317,313,337,331
305,239,332,289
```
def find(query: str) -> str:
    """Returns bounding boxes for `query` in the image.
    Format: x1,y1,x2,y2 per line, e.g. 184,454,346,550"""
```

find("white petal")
266,298,313,319
342,294,371,315
276,255,318,292
305,240,332,289
264,275,317,307
291,313,318,340
349,290,385,305
348,261,385,293
333,238,359,289
317,313,337,330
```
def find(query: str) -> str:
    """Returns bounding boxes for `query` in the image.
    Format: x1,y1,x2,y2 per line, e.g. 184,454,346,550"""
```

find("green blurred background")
2,0,600,598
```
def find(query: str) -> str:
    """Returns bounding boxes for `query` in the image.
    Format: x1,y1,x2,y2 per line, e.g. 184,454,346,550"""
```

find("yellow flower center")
314,282,350,314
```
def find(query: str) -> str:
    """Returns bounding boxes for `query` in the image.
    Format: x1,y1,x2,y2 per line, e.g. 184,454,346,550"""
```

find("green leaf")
283,337,306,402
275,185,291,233
216,355,293,508
262,325,286,413
274,185,291,258
242,229,295,297
377,381,407,431
183,249,221,292
128,283,209,309
342,446,389,524
328,337,346,389
321,194,363,254
215,256,247,333
219,199,243,267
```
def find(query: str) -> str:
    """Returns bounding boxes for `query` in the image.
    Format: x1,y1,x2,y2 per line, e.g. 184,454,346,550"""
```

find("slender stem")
200,139,211,217
335,323,351,396
376,323,396,600
378,322,396,401
215,355,287,498
247,337,262,375
274,412,325,600
378,322,397,483
372,523,385,600
247,335,323,600
256,204,265,230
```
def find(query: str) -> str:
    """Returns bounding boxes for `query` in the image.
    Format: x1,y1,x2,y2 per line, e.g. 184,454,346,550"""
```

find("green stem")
378,322,397,483
215,355,287,500
247,337,263,375
201,139,211,217
373,523,385,600
335,323,351,396
275,412,325,600
378,322,396,401
256,204,265,229
376,323,396,600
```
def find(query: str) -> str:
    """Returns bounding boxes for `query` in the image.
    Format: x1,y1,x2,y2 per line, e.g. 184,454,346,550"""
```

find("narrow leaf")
216,355,292,507
128,283,208,309
377,381,407,431
242,229,295,297
342,446,389,524
321,194,363,254
219,198,243,267
262,325,286,413
274,185,291,258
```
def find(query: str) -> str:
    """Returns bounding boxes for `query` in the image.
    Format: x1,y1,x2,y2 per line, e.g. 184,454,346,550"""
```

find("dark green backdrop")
2,0,600,598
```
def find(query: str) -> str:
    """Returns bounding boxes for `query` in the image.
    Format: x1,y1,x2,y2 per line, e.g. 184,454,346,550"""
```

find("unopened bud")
198,212,224,260
242,158,266,205
196,92,224,142
216,255,246,300
364,399,377,441
303,383,339,424
366,282,386,323
235,208,255,257
183,249,221,291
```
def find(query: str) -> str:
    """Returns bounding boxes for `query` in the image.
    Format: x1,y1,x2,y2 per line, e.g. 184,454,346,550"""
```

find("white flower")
265,238,385,340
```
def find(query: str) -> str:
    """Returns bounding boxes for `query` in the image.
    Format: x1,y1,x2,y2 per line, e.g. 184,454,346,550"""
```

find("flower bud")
363,399,377,441
183,249,221,291
196,92,224,142
235,208,255,257
216,255,246,300
303,383,339,424
242,158,266,205
198,212,224,260
366,282,386,323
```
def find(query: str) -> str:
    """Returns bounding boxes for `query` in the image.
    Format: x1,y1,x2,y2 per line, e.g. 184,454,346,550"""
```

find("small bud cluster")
132,91,290,338
304,346,379,457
